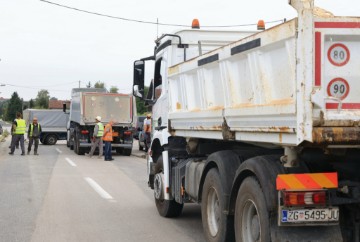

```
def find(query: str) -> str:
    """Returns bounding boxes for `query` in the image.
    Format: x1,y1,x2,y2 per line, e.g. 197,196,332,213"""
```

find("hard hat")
95,116,101,121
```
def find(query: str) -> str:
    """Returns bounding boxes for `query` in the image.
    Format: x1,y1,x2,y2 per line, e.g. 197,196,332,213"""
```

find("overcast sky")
0,0,358,101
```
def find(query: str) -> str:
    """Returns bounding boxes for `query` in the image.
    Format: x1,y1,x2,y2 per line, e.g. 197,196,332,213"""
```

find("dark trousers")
28,137,39,153
144,132,151,151
10,134,25,154
104,141,112,160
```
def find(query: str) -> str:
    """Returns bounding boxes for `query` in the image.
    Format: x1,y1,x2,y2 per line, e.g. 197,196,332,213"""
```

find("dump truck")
67,88,134,156
132,0,360,241
23,109,68,145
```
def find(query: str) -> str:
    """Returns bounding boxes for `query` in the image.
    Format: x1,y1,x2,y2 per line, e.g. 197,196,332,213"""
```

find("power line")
1,81,78,89
39,0,284,28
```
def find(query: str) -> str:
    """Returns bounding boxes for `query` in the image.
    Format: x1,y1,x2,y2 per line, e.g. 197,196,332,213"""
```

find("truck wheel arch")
198,150,243,212
150,138,163,164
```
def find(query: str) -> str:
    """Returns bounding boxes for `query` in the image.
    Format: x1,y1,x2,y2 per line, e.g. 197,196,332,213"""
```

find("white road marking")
84,177,115,201
65,157,77,167
56,148,62,153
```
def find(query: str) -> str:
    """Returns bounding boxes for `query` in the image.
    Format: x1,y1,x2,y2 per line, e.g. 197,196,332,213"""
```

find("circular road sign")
327,43,350,67
327,78,350,100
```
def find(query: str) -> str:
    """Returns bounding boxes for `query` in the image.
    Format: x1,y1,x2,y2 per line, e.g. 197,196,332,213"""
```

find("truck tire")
74,134,79,154
202,168,234,242
123,148,132,156
154,156,183,217
138,140,144,151
74,133,85,155
234,176,270,242
45,134,58,145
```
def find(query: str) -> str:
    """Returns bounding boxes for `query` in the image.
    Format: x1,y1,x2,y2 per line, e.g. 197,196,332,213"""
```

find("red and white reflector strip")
276,172,338,190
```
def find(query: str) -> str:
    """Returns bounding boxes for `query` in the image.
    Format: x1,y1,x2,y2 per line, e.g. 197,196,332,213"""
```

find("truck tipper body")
67,88,134,156
133,0,360,241
23,109,68,145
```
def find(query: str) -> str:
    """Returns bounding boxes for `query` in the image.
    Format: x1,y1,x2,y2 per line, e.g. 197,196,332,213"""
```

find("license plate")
281,208,339,223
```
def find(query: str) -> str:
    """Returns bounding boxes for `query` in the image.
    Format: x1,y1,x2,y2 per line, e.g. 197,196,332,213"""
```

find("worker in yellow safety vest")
27,117,42,155
85,116,104,158
9,112,27,155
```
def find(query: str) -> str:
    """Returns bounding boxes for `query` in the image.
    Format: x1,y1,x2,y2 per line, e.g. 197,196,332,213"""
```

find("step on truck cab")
67,88,134,156
133,0,360,241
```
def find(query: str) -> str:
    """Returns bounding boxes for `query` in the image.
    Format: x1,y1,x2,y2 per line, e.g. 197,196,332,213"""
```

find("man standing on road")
143,113,152,152
9,119,19,150
27,117,42,155
9,112,26,155
102,120,113,161
85,116,104,158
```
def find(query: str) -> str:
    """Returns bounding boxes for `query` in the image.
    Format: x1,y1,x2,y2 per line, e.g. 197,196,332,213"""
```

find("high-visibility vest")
96,123,104,137
29,124,41,137
14,119,26,134
102,123,113,141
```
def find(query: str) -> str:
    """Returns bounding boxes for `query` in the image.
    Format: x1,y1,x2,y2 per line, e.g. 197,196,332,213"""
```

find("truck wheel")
74,137,78,154
154,156,183,217
45,134,58,145
123,148,132,156
138,140,143,151
235,176,270,242
74,134,80,154
202,168,233,242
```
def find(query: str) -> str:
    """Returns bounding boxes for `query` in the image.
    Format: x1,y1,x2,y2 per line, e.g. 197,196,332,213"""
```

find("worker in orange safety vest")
102,120,114,161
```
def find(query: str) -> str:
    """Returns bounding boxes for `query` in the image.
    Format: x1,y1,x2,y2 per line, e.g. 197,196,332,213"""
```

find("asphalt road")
0,126,205,242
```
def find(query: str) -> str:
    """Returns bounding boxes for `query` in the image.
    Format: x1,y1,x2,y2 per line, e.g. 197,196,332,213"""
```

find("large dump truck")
67,88,134,156
23,109,68,145
132,0,360,241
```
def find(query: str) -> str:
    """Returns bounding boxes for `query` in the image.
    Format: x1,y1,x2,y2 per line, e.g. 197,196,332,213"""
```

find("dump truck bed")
70,92,133,125
168,16,360,147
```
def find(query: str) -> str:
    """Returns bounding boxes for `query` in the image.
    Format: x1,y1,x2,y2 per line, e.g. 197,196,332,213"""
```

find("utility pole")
79,80,80,88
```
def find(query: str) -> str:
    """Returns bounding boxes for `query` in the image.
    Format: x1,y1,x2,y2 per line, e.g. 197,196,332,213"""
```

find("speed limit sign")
327,78,349,100
327,43,350,66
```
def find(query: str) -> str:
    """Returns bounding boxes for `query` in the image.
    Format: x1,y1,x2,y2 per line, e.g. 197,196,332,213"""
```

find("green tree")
35,89,50,109
22,99,28,110
29,99,34,108
109,86,119,93
94,81,105,88
0,100,9,119
4,92,22,121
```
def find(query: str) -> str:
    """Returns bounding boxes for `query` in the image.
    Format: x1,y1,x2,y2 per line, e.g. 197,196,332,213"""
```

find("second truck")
133,0,360,241
67,88,134,156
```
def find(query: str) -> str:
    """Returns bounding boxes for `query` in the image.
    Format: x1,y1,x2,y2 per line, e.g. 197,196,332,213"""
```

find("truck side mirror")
133,60,145,98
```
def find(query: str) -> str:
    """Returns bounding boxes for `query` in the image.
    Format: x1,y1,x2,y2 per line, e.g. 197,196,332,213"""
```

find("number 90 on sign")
327,78,349,100
327,43,350,66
